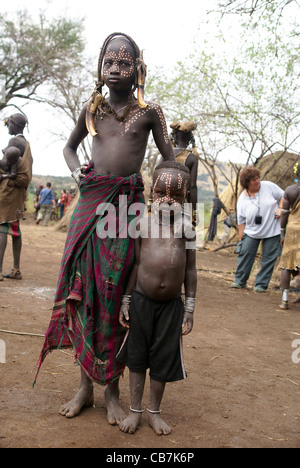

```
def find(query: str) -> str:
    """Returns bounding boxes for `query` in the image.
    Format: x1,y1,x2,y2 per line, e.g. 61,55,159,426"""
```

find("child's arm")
280,191,291,244
189,157,199,214
8,162,18,180
0,158,9,182
119,235,142,329
0,162,17,181
63,104,89,184
149,103,175,161
182,243,197,336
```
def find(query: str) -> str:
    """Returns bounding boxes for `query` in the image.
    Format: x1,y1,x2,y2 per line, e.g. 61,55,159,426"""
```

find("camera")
255,215,262,225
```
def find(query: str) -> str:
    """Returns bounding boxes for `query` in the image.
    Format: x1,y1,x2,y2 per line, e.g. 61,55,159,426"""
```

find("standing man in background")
36,182,56,227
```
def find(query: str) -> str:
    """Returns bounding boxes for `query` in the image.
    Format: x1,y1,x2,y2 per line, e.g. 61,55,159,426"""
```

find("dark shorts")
117,290,187,382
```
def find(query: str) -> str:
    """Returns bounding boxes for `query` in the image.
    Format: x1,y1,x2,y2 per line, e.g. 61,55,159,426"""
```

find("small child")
117,160,197,436
0,146,21,181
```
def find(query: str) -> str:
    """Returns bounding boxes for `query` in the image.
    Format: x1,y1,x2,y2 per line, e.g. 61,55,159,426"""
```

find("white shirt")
237,181,284,239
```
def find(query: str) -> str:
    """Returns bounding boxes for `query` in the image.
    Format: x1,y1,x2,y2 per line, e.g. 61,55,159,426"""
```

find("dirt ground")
0,217,300,449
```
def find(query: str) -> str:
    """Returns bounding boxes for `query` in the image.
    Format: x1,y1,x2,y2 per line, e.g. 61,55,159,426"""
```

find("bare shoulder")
285,184,300,203
8,136,26,154
145,100,164,114
186,152,198,167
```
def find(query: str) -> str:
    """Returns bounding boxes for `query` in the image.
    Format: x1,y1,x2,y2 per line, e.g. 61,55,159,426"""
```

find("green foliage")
0,10,85,111
145,7,300,203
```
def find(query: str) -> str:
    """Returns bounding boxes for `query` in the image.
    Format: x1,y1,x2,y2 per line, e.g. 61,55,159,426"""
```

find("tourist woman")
231,166,284,292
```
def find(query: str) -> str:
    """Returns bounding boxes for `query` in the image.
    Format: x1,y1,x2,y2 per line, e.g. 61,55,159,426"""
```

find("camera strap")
247,190,261,215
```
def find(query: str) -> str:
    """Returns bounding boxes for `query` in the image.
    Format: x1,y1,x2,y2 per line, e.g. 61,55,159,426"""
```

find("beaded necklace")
97,90,135,122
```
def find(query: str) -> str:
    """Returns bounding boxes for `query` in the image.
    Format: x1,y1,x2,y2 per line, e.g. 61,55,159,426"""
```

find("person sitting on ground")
218,210,236,244
0,146,21,181
117,161,197,436
278,162,300,309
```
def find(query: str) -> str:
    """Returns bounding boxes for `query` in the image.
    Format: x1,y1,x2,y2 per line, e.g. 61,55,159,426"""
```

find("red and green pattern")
0,220,21,237
35,169,144,386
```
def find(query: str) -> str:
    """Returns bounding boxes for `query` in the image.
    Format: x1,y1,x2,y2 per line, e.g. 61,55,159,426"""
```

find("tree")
36,66,95,163
146,18,300,204
217,0,298,20
0,10,85,112
217,1,300,43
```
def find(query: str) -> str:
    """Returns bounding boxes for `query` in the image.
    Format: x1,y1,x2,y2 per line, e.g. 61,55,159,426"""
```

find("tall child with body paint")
118,161,197,436
36,33,175,425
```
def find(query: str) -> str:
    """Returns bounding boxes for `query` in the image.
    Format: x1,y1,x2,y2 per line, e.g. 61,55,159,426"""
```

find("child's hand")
182,311,193,335
119,304,130,328
71,164,88,187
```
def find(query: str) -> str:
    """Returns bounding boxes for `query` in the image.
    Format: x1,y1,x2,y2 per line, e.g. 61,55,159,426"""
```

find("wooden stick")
211,242,238,252
0,328,45,337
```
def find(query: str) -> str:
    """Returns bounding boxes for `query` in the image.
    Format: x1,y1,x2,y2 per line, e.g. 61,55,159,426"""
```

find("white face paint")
103,44,135,79
153,170,188,215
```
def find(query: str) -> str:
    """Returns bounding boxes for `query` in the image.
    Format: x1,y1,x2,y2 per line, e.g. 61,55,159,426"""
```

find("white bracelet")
185,297,196,314
71,167,82,186
130,406,144,413
121,294,131,306
147,408,161,414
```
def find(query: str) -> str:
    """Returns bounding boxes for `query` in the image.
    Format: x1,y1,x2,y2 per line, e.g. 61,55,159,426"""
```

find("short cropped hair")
154,160,190,177
239,167,261,190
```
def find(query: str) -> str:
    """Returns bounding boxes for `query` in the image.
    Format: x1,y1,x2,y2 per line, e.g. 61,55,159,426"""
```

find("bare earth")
0,217,299,449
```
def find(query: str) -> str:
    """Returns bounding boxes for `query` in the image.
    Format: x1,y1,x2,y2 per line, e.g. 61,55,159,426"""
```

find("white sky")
0,0,240,177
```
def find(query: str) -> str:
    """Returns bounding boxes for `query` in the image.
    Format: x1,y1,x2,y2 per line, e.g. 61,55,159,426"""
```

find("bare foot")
105,382,126,426
119,411,142,434
59,385,94,418
148,412,171,436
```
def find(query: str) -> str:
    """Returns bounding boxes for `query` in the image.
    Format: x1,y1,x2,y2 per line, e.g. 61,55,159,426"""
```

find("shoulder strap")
40,188,52,204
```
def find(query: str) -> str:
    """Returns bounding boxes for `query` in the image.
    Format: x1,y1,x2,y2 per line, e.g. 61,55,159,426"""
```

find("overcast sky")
0,0,240,178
